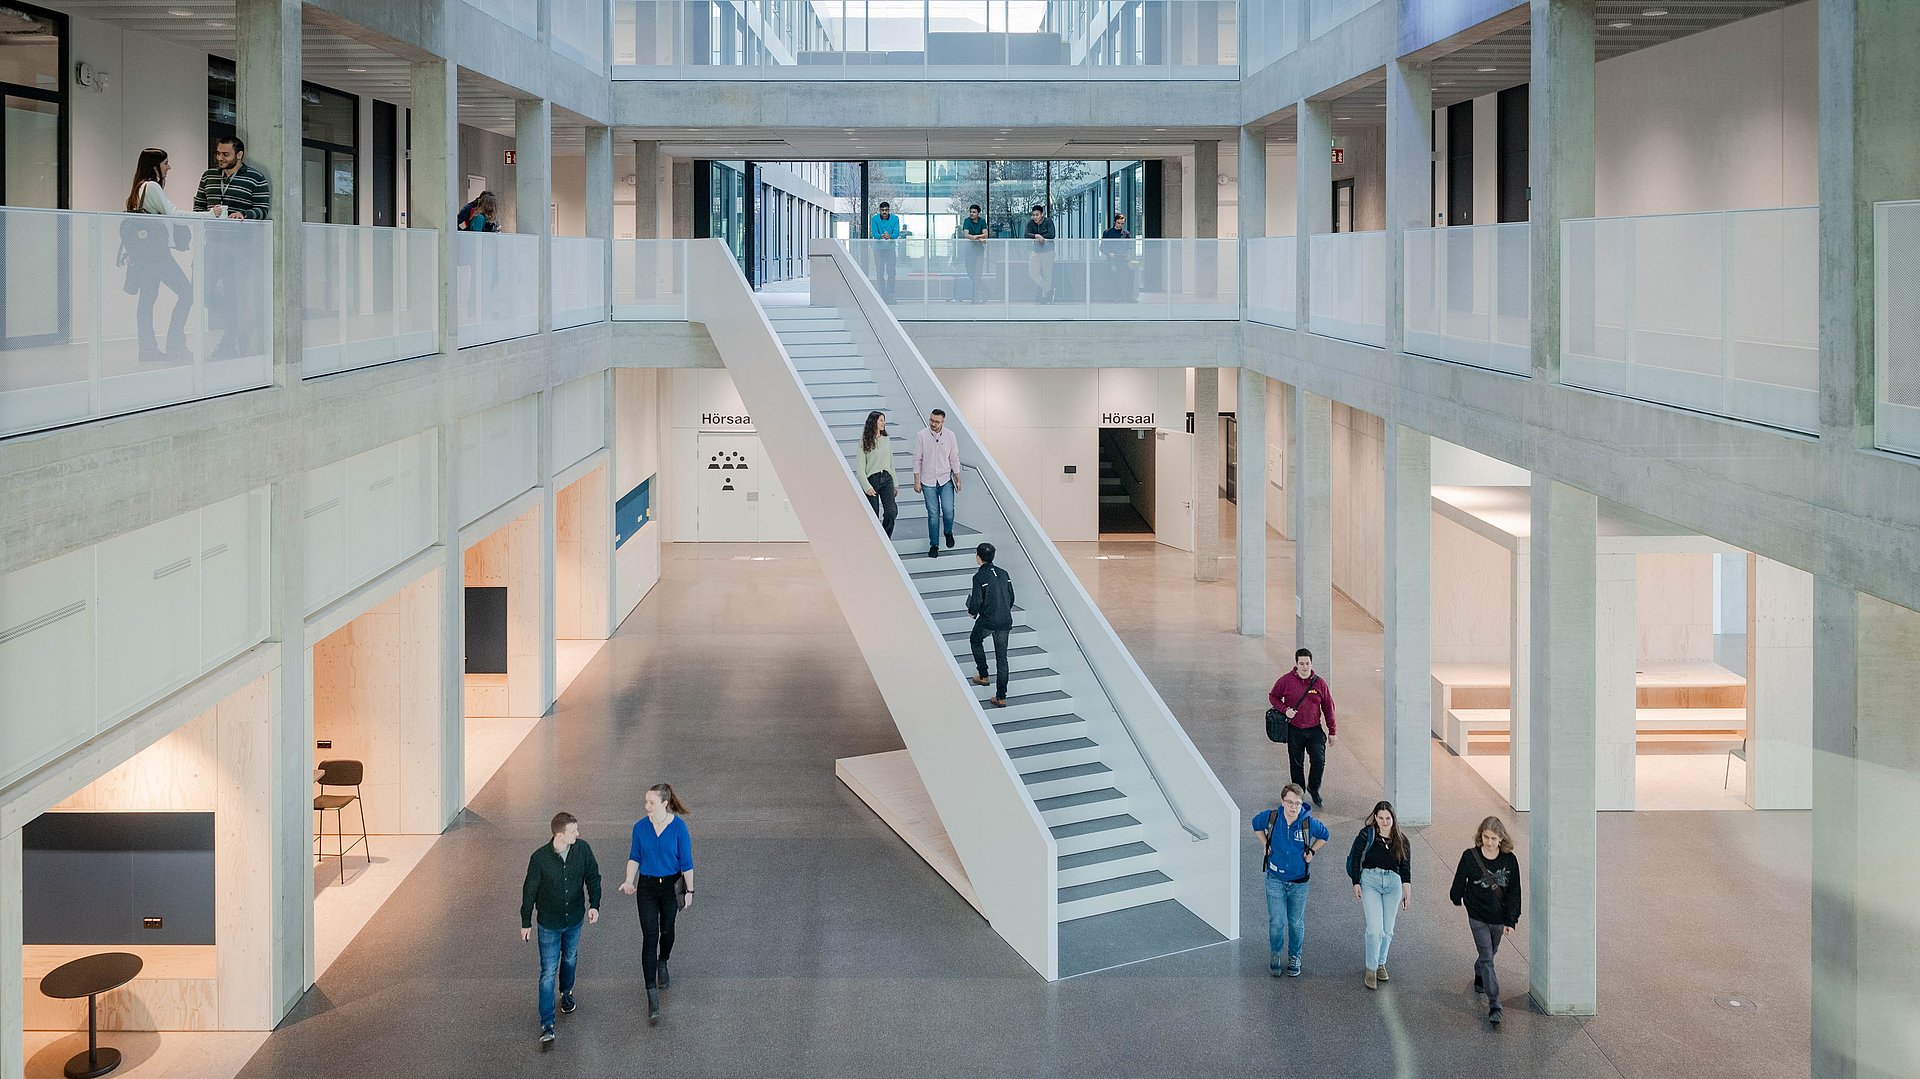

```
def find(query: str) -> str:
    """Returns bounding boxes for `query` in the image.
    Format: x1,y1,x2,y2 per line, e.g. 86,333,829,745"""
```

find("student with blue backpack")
1250,783,1329,977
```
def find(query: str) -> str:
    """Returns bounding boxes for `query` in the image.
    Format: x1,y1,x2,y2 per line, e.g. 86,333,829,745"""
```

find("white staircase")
767,305,1182,924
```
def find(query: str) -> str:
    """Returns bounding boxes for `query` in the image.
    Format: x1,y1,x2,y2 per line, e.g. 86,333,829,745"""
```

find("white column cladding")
236,0,311,1023
516,98,554,334
1594,552,1637,811
1528,0,1596,380
436,425,466,823
538,391,559,713
1236,369,1267,636
635,140,662,239
586,125,614,321
1509,542,1532,811
410,59,460,356
1745,555,1812,809
1383,424,1431,824
1527,479,1599,1016
1291,389,1333,662
1385,59,1432,356
1193,368,1221,583
1237,124,1268,319
1193,140,1220,237
1295,99,1332,333
1812,580,1920,1078
1,828,21,1079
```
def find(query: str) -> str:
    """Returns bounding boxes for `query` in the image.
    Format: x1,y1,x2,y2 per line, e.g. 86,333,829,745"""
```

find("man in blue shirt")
869,200,902,302
1250,783,1329,977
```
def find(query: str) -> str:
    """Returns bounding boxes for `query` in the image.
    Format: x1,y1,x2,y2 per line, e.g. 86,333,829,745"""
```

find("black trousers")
872,246,897,298
634,875,680,989
970,621,1010,697
1286,724,1328,797
866,470,897,536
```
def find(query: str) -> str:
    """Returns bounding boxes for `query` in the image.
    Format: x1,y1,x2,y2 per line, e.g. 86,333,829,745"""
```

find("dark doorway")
464,587,509,674
1446,100,1473,226
1331,178,1355,233
1223,415,1238,502
371,100,397,226
1097,428,1155,535
1496,85,1529,223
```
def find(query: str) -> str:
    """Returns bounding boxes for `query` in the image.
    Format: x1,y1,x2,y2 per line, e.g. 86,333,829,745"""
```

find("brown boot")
1363,968,1377,990
989,697,1007,708
1377,965,1389,983
970,675,990,686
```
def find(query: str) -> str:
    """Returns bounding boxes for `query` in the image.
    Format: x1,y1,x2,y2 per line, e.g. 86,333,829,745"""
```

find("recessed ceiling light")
205,19,228,28
167,8,194,16
1609,21,1633,28
1374,103,1386,107
1477,66,1497,73
347,66,369,73
1336,116,1351,120
1641,7,1667,15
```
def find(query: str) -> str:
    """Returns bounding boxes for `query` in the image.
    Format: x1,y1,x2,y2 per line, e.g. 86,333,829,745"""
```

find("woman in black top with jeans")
1448,815,1523,1024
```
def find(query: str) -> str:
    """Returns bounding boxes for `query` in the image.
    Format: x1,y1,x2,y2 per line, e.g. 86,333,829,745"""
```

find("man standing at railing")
1100,212,1134,303
1024,204,1056,304
959,204,989,304
193,135,272,361
912,408,962,560
869,200,901,302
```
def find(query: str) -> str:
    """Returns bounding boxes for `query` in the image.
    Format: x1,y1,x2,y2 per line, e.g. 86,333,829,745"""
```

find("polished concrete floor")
233,517,1812,1079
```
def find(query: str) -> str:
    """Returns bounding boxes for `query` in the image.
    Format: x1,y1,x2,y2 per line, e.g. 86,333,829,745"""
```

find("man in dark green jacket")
520,811,601,1044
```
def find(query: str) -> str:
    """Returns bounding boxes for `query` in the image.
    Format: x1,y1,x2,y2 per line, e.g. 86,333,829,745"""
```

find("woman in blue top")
618,783,693,1023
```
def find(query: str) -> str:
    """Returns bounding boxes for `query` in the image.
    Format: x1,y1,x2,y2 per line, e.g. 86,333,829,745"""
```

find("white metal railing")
840,238,1235,321
1246,235,1297,328
0,208,272,438
466,0,539,35
1874,200,1920,457
611,239,690,320
1310,0,1377,38
1404,223,1530,375
301,223,439,378
612,0,1238,80
455,231,541,347
1561,207,1818,434
1309,230,1386,346
552,0,610,70
550,236,610,330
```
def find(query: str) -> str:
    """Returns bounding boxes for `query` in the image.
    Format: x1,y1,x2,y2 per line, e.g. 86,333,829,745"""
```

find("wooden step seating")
1433,660,1747,756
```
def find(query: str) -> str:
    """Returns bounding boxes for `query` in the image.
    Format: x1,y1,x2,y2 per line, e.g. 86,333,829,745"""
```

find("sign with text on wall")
699,412,752,430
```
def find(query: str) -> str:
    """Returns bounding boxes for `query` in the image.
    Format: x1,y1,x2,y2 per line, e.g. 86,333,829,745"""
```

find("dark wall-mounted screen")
465,585,509,674
23,812,216,945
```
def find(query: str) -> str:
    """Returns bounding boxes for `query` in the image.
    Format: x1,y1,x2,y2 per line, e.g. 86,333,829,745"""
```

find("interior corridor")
220,511,1811,1079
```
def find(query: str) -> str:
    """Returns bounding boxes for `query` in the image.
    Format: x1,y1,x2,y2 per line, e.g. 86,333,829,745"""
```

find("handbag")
673,873,690,912
1264,674,1318,742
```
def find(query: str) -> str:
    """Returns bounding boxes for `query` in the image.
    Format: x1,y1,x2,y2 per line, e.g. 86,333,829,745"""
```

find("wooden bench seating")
1444,707,1747,755
1432,661,1747,743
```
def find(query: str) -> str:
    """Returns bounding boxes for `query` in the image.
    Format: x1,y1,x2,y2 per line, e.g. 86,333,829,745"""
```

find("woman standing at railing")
122,147,205,364
858,410,898,536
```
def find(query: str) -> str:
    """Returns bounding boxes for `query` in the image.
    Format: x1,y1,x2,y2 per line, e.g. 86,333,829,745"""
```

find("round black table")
39,952,143,1078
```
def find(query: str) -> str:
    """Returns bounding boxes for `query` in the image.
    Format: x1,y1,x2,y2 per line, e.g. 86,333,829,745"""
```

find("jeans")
536,922,581,1027
1470,917,1505,1005
1360,867,1403,969
962,247,984,300
865,470,897,536
923,480,955,547
970,621,1010,697
1286,724,1328,797
872,245,897,300
635,875,680,989
1027,248,1054,300
1264,875,1310,962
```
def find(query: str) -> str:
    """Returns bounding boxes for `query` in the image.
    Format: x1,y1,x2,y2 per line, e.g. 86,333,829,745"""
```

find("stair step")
1099,494,1133,504
1057,841,1159,887
898,527,984,557
1021,760,1114,800
943,624,1039,652
1049,812,1140,843
1035,786,1128,827
799,369,872,386
974,668,1062,703
955,646,1052,679
1005,734,1099,775
764,306,839,320
978,688,1072,721
991,711,1084,745
1057,870,1175,920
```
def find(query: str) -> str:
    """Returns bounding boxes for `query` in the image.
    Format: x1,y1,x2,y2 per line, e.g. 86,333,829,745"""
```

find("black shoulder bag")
1265,674,1317,742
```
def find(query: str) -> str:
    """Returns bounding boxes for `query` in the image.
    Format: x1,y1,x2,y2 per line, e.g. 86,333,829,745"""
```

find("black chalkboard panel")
23,812,216,945
465,586,509,674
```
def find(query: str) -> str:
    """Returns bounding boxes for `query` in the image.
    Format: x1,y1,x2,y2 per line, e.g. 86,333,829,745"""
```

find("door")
1154,428,1194,552
695,432,758,540
1331,178,1356,233
372,101,397,226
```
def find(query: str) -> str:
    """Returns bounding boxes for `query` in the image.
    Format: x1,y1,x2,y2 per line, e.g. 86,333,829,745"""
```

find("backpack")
456,198,480,230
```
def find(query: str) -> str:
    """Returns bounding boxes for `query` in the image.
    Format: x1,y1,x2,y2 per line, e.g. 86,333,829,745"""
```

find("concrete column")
1296,100,1332,333
1817,2,1920,447
265,475,312,1017
1236,369,1267,635
1162,157,1186,238
1528,0,1596,379
1,828,20,1079
634,140,662,239
671,160,695,239
1509,544,1532,811
1527,479,1599,1016
1745,555,1812,810
586,125,614,321
1291,389,1333,662
1811,580,1920,1078
435,429,466,823
1238,124,1268,321
1594,552,1636,811
515,98,553,334
1385,60,1432,355
1193,140,1220,237
537,391,559,712
1193,369,1221,583
236,0,302,381
410,59,460,355
1382,424,1431,824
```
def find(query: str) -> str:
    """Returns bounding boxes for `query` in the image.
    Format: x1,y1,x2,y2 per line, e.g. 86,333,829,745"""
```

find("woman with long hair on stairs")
858,410,897,536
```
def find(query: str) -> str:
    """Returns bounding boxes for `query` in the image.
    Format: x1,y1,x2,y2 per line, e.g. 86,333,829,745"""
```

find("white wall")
552,154,587,236
1636,553,1716,664
1330,401,1385,622
67,16,209,213
613,369,664,623
1593,2,1817,215
664,369,804,543
1431,513,1511,665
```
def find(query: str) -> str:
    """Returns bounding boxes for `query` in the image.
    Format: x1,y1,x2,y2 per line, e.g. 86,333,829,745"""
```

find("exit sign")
1330,147,1345,165
504,149,517,165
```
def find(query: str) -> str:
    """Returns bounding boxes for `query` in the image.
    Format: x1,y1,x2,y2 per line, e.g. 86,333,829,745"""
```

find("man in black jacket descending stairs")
967,542,1016,708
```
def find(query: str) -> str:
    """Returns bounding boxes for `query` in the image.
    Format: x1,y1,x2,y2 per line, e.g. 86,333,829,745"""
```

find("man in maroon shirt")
1270,647,1336,807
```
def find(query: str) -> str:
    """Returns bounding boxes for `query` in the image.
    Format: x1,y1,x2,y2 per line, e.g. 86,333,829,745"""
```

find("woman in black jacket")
1346,800,1412,990
1448,815,1522,1025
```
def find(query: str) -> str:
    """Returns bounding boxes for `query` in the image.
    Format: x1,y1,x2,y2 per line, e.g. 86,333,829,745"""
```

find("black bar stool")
314,759,371,881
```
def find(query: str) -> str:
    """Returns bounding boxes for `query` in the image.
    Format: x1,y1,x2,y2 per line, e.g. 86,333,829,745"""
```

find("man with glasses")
193,135,272,360
1024,204,1056,304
